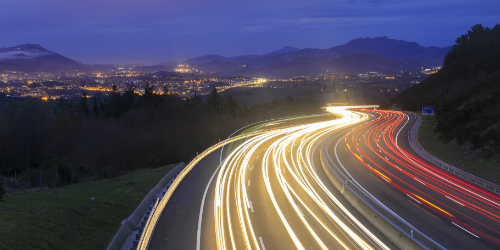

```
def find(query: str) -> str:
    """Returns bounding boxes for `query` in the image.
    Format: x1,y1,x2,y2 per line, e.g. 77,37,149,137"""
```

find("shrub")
0,179,6,200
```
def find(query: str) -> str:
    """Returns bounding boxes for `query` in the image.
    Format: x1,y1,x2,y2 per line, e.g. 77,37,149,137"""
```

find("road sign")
422,106,434,115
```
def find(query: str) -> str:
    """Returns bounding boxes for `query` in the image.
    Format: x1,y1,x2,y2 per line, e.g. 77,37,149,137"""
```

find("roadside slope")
0,163,178,250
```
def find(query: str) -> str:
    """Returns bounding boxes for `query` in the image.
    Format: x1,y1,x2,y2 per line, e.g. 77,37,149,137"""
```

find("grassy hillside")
0,163,178,250
417,113,500,185
390,24,500,159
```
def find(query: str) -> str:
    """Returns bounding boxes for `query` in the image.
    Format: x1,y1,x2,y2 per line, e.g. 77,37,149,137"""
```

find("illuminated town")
0,65,435,100
0,66,266,100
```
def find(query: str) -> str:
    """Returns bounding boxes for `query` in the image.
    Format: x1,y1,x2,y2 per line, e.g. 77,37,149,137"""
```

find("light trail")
339,109,500,245
211,107,391,249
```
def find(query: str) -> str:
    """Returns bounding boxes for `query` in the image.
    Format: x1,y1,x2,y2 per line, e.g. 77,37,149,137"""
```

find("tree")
77,91,91,116
122,85,136,112
101,85,122,117
187,91,204,115
138,83,157,107
223,95,239,116
0,178,6,200
54,98,66,116
206,87,222,114
92,96,99,116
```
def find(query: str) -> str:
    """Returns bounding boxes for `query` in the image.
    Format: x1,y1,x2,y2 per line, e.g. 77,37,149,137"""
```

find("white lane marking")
259,237,266,250
297,205,304,217
451,222,480,238
256,155,260,159
378,149,382,153
248,180,251,187
384,156,389,160
250,201,254,212
406,194,422,204
446,196,465,206
395,166,402,171
414,178,426,186
283,167,286,174
249,165,254,171
196,163,222,250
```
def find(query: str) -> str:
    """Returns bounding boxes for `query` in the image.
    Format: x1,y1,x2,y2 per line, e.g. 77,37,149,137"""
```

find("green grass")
0,163,179,250
416,114,500,185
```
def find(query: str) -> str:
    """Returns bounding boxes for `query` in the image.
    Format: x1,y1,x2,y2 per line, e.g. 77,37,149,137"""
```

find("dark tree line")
388,24,500,157
0,84,323,186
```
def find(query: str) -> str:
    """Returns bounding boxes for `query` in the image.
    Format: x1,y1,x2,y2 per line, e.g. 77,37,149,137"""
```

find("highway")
148,107,398,250
328,109,500,249
145,108,500,250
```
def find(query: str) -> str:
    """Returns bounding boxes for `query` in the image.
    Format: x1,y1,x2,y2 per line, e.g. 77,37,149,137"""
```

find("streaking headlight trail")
213,106,391,250
340,109,500,245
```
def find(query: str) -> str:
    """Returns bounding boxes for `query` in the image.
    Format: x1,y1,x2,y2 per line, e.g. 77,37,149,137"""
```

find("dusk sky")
2,0,498,64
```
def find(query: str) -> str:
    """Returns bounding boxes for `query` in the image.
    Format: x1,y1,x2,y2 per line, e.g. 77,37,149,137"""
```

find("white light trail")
212,106,390,250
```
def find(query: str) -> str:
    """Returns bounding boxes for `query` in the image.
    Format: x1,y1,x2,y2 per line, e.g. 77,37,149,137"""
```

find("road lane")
329,109,500,249
150,107,399,250
147,107,500,250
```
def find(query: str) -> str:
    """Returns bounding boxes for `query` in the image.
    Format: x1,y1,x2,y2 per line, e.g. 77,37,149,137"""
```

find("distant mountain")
227,55,260,62
176,37,450,76
197,60,244,72
255,53,424,77
0,44,83,72
328,37,450,65
264,46,300,56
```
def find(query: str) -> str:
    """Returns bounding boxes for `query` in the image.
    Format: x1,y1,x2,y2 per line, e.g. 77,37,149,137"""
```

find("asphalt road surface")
329,109,500,249
148,108,500,250
149,108,398,250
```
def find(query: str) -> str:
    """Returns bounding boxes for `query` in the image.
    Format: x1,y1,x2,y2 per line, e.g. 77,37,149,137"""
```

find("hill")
328,36,449,65
252,53,423,77
0,163,179,250
389,24,500,157
181,37,450,76
263,46,300,56
0,44,83,72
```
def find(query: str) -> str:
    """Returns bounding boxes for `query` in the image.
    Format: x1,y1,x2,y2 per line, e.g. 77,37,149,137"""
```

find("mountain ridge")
0,43,83,72
178,37,450,75
1,37,451,75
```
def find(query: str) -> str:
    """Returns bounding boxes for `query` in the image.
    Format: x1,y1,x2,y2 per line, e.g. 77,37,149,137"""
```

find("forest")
0,85,324,189
389,24,500,157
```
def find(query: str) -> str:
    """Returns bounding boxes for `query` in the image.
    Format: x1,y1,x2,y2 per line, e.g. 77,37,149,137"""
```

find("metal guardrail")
321,130,445,250
407,113,500,195
135,122,319,250
107,163,186,250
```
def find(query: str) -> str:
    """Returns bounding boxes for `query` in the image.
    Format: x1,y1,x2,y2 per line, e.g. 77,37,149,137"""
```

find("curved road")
149,107,396,250
147,108,500,249
329,109,500,249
